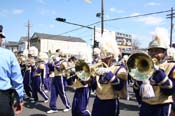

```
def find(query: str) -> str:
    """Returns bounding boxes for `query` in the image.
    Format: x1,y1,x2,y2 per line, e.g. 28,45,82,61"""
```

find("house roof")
6,41,18,47
19,36,28,42
31,32,86,43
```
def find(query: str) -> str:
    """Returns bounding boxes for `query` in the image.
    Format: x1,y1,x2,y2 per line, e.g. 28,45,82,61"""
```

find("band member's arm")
151,69,173,89
110,67,127,90
169,66,175,90
150,69,174,95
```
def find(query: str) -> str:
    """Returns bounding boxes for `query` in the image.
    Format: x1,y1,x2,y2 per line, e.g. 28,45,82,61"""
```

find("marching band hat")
148,27,169,50
28,46,38,57
0,25,6,38
98,32,120,61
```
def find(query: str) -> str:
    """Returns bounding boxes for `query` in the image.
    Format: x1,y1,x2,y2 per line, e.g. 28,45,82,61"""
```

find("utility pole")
167,7,175,47
101,0,104,35
26,20,32,49
93,26,99,54
96,0,104,35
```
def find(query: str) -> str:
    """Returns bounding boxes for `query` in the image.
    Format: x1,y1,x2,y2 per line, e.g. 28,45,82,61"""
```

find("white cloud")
38,0,46,4
130,12,140,17
109,7,124,13
0,9,24,16
39,9,56,15
12,9,24,15
146,2,160,6
85,0,92,4
49,24,55,28
110,7,116,12
137,16,163,25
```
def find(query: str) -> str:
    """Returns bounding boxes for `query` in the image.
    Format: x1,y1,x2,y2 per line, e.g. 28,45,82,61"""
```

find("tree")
132,38,140,50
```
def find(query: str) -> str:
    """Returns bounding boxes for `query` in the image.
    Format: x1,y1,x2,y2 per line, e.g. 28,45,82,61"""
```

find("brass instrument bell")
75,60,91,81
127,52,154,81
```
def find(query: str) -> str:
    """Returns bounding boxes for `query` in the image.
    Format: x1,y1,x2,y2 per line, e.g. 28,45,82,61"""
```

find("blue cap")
0,25,5,38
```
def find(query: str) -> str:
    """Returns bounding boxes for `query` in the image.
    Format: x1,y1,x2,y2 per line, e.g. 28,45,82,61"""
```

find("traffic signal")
56,18,66,22
94,40,99,48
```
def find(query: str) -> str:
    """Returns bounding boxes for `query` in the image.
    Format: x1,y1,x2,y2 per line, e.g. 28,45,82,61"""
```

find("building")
18,36,28,52
115,32,132,55
30,32,91,58
94,28,133,56
5,41,18,52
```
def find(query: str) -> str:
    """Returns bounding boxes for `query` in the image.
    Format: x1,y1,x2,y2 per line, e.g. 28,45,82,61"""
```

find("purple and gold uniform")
133,61,175,116
43,62,51,91
131,27,175,116
91,64,127,116
23,59,33,98
71,60,91,116
71,77,91,116
32,62,49,102
91,32,124,116
48,59,71,111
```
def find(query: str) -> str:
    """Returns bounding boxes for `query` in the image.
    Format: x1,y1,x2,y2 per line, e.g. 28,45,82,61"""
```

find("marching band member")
70,60,91,116
119,55,131,101
90,48,101,96
91,33,127,116
17,50,28,78
47,55,71,114
38,52,51,92
130,27,175,116
23,58,34,99
66,56,77,86
67,49,92,116
23,47,37,100
29,47,49,103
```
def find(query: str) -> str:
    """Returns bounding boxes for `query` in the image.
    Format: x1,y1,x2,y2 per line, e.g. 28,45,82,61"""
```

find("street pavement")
18,86,139,116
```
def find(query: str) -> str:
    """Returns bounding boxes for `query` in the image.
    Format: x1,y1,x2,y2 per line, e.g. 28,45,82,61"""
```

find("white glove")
96,67,110,75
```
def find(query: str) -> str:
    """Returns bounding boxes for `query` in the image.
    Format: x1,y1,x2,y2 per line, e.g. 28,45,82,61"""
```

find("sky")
0,0,175,48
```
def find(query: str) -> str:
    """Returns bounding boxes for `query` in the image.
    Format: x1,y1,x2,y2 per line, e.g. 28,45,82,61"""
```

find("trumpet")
127,52,154,81
55,59,109,82
90,62,108,77
54,60,76,77
67,61,108,81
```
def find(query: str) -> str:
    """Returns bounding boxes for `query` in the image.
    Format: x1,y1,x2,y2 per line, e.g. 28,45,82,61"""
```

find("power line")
59,21,100,35
59,9,172,35
105,10,171,22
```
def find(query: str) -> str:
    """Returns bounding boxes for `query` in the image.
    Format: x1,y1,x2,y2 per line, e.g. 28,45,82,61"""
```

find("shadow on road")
30,114,47,116
119,100,139,111
23,100,50,112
